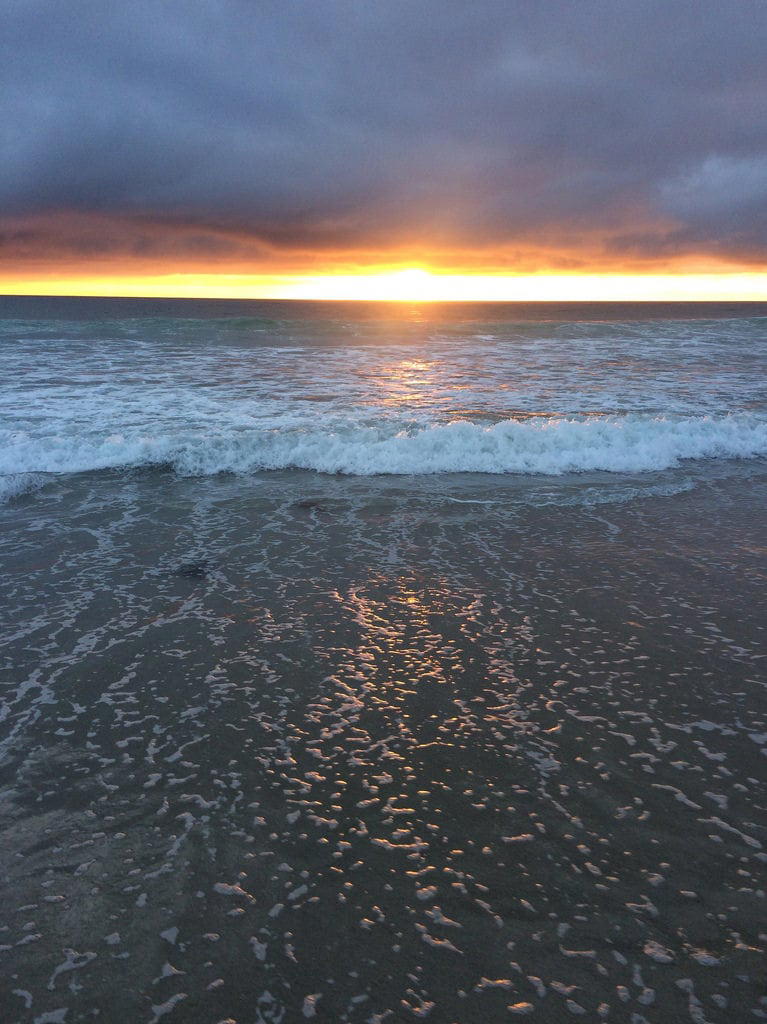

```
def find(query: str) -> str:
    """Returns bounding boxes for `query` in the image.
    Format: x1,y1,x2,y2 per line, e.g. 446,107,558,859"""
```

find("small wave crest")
1,414,766,498
0,473,47,504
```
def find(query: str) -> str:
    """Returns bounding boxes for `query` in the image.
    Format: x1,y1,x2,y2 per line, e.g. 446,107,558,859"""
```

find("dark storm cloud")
2,0,767,265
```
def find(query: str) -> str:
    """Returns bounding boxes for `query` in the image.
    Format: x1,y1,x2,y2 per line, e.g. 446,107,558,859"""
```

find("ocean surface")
1,298,766,1023
2,298,767,503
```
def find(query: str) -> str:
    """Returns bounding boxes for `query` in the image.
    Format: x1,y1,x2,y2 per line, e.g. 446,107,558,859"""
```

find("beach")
1,300,766,1022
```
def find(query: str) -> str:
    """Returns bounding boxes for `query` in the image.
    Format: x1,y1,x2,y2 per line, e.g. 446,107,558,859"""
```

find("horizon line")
1,268,766,303
3,292,767,305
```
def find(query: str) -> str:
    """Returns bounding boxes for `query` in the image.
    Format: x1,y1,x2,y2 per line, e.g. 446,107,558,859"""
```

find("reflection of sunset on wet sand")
3,468,765,1019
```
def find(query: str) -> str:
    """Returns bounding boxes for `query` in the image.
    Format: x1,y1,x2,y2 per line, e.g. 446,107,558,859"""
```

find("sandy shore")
1,467,765,1022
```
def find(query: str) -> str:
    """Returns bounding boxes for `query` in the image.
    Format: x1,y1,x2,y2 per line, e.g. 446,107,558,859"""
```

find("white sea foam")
0,473,46,504
0,414,765,496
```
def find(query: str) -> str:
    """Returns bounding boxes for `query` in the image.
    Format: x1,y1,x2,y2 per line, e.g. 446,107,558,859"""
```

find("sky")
2,0,767,299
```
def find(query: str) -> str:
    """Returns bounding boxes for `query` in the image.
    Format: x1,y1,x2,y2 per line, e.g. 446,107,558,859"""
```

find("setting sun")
278,267,438,301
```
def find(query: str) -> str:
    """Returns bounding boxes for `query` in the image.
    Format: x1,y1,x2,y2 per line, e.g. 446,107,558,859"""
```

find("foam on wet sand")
0,466,765,1022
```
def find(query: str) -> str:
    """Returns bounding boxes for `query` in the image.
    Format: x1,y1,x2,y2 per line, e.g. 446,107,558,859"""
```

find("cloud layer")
2,0,767,271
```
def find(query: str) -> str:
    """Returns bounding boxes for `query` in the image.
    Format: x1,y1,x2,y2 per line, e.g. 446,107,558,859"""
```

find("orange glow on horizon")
1,267,766,301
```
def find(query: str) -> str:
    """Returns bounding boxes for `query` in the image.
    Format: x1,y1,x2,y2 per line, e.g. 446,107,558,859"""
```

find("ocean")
2,298,767,499
1,297,766,1022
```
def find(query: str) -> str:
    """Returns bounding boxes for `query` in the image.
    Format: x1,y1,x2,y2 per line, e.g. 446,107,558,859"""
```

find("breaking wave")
2,414,766,500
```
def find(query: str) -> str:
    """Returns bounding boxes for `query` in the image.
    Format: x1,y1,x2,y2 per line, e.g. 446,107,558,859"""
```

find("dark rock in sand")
175,560,209,578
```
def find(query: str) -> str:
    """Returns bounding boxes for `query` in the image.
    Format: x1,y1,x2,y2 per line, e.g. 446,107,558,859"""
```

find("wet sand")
1,468,766,1023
